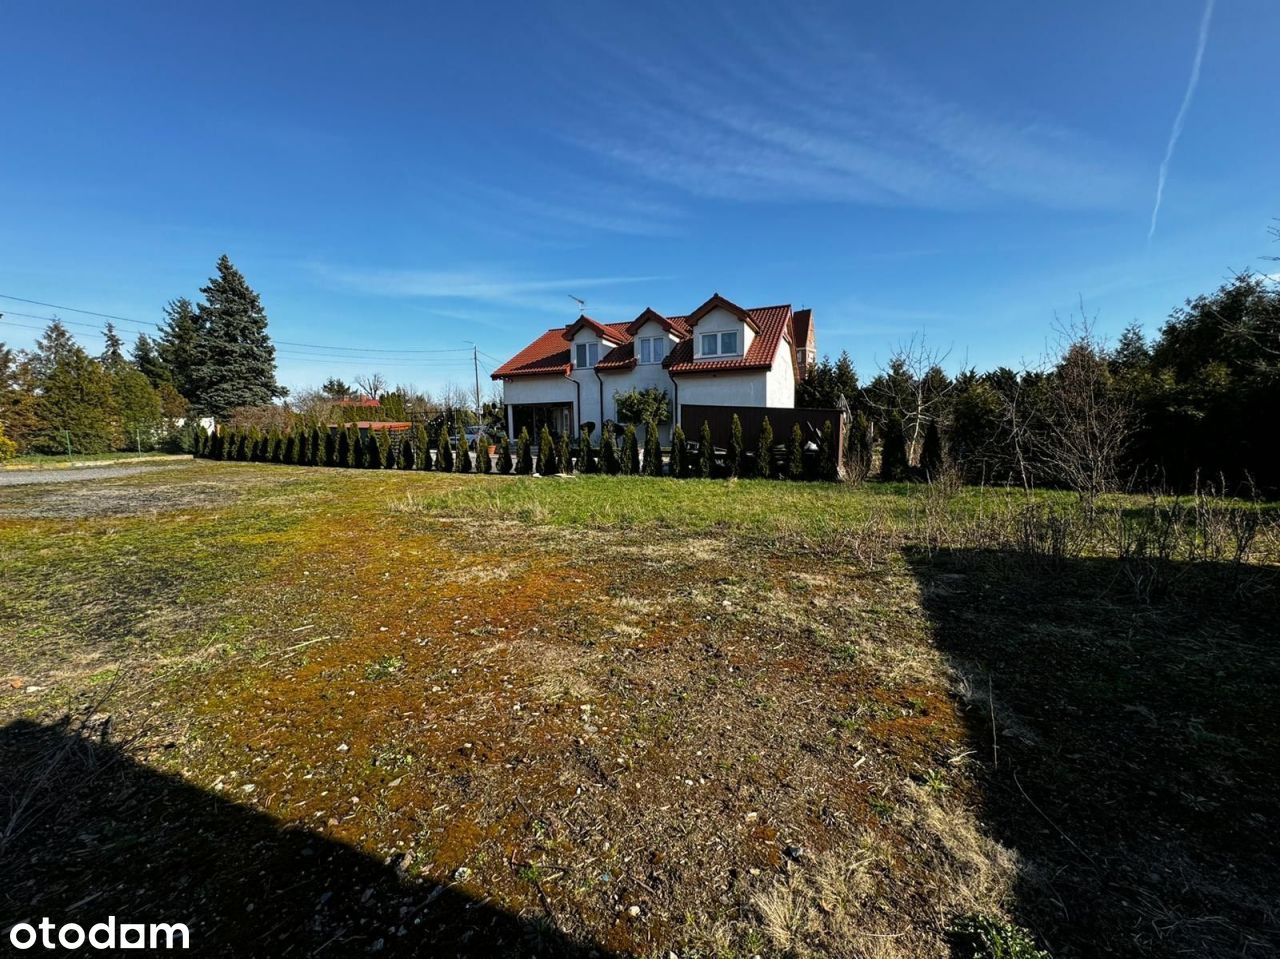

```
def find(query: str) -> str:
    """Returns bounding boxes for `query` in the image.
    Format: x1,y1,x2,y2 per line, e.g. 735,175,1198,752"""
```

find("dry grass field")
1,460,1277,958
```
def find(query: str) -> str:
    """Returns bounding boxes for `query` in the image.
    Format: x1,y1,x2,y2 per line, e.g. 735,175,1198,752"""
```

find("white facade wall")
597,319,680,442
675,372,771,416
764,338,797,406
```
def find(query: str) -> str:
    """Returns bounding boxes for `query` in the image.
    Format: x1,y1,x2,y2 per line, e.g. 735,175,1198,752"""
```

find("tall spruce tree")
189,257,284,417
31,320,78,381
157,298,203,401
130,333,170,388
100,323,127,371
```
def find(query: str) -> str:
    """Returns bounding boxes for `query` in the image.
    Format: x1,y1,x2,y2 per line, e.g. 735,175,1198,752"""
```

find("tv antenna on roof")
568,294,586,313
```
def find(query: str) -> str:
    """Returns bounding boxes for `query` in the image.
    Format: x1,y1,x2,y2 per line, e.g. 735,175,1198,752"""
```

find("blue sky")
2,0,1277,393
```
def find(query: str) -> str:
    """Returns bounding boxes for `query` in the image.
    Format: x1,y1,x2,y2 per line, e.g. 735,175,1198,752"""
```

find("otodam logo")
7,917,190,951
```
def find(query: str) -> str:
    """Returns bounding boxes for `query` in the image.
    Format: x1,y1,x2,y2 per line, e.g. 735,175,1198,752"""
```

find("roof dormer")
686,294,755,360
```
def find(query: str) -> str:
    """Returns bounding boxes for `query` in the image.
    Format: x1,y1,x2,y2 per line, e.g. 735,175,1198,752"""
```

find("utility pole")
472,345,482,425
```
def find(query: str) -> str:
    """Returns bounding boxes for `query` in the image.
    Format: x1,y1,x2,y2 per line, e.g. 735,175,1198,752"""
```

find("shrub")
949,914,1049,959
757,417,774,478
436,426,453,472
311,425,325,466
847,410,873,479
788,423,806,480
613,386,671,431
621,424,638,475
456,430,471,473
233,429,248,461
475,432,489,473
670,424,686,478
600,426,620,475
818,420,838,481
516,427,532,475
0,423,17,462
363,432,380,469
282,431,297,465
728,414,743,477
294,428,308,465
497,432,513,474
922,418,947,480
398,435,414,469
336,427,350,467
537,425,558,475
412,425,430,470
194,427,209,457
377,429,393,469
698,421,713,478
644,419,662,476
557,432,572,475
577,425,597,474
324,427,337,466
879,413,909,482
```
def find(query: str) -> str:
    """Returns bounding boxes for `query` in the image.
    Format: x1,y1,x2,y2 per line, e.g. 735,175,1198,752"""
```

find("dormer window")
700,331,739,357
575,342,599,369
638,336,667,364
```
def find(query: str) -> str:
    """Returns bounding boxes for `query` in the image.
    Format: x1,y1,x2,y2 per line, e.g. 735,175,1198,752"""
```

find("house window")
575,342,598,369
700,331,740,357
638,336,666,364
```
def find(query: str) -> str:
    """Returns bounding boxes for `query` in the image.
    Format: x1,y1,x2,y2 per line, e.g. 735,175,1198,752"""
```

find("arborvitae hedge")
413,425,430,470
757,417,774,479
600,427,620,475
557,432,572,475
312,426,324,466
285,432,299,465
620,425,638,475
324,428,337,467
497,433,513,474
457,431,471,473
670,424,686,478
336,427,349,467
577,426,597,474
818,420,837,481
921,419,946,480
788,423,806,480
537,425,557,475
698,421,713,478
376,429,392,469
516,427,532,474
728,415,744,477
879,413,909,482
436,427,453,472
644,420,662,476
398,435,414,469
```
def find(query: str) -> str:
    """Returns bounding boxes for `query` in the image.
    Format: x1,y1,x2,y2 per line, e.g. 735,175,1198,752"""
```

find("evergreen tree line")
1,254,285,457
798,274,1280,497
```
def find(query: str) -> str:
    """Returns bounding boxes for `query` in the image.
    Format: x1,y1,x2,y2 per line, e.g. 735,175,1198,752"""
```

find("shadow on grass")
906,548,1280,958
0,718,612,958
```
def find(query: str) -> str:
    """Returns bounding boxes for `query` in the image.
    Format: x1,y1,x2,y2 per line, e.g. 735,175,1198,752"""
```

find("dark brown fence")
680,404,844,452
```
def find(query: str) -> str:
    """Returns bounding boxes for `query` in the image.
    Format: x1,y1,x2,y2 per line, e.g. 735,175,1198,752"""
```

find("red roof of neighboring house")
330,421,412,430
334,396,382,408
491,298,801,379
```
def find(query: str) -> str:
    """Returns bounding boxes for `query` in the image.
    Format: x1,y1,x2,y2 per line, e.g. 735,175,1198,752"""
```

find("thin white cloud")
1148,0,1216,240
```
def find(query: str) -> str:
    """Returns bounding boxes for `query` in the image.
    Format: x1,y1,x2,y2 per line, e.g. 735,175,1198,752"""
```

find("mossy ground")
2,461,1276,957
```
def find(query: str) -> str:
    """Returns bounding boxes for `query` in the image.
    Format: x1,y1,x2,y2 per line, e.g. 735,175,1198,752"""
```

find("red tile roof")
492,298,800,379
334,396,382,408
492,320,631,378
664,304,794,376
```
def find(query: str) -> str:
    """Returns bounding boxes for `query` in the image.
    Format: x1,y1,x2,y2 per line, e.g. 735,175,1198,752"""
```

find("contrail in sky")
1148,0,1215,241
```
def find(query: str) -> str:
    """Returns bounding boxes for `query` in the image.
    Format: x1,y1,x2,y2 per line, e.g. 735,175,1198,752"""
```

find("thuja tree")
644,419,662,476
283,431,297,465
537,425,558,475
879,413,910,482
515,428,532,474
921,419,946,480
496,433,513,474
478,433,493,473
312,425,325,466
377,429,393,469
698,421,713,478
757,417,774,479
456,431,471,473
336,427,350,467
670,424,687,478
324,427,337,467
577,426,597,474
728,414,744,478
620,424,638,476
365,432,383,469
818,420,838,481
398,435,414,470
600,427,620,475
788,423,806,480
557,432,572,475
351,429,366,468
436,426,453,472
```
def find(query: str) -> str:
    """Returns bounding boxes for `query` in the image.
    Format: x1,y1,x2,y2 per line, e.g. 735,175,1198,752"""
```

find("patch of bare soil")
0,473,239,518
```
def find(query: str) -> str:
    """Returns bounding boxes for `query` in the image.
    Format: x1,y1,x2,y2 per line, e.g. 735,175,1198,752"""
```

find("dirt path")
0,461,191,486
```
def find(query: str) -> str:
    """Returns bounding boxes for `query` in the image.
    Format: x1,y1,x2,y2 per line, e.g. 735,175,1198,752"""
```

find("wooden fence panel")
680,403,844,454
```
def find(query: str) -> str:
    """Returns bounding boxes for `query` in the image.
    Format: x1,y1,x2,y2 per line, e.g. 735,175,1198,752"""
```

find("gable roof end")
685,293,759,333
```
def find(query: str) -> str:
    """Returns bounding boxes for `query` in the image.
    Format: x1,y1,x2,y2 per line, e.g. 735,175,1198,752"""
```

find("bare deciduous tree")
863,335,954,464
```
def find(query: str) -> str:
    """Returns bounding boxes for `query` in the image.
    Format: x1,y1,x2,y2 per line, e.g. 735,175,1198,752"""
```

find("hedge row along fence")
194,415,842,481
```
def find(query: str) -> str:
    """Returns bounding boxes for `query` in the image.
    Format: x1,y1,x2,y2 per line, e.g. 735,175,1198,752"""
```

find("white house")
492,293,815,443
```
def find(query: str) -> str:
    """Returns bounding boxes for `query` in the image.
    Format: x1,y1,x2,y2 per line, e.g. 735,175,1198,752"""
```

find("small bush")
949,914,1049,959
698,421,713,478
557,432,572,475
728,414,743,477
